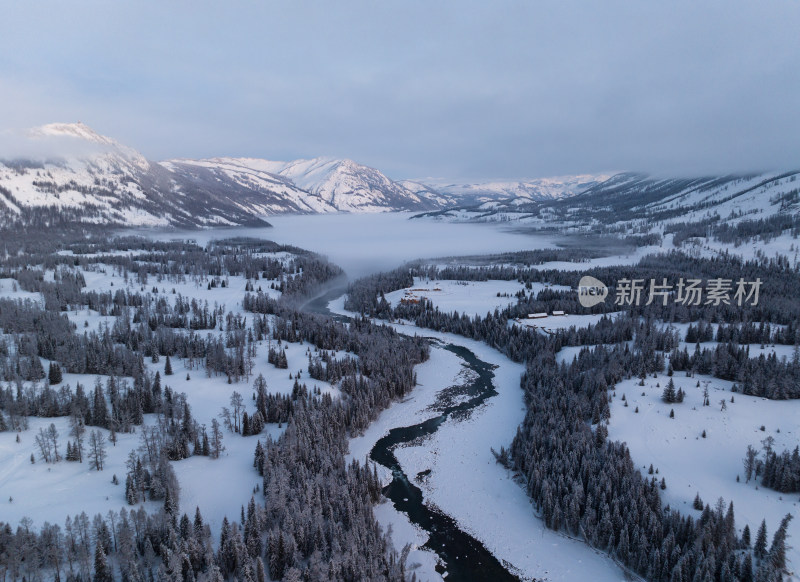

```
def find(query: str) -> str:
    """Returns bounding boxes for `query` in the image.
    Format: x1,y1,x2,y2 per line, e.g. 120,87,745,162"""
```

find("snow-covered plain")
0,414,161,528
0,251,345,538
608,370,800,576
384,278,522,318
383,277,578,320
513,312,618,333
0,278,44,305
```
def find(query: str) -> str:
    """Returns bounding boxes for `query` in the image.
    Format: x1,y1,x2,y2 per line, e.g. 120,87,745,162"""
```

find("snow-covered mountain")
0,123,274,228
560,171,800,228
0,123,454,228
5,122,794,234
165,157,454,214
421,170,800,233
416,174,613,205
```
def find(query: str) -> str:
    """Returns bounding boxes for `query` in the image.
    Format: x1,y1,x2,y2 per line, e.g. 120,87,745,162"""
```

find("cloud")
0,129,112,162
0,1,798,179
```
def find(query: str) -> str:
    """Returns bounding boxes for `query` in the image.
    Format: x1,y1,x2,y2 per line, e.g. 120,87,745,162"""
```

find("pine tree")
741,523,751,548
754,519,768,559
125,474,138,504
255,557,267,582
92,383,109,429
741,553,754,582
29,355,45,380
194,506,205,539
767,513,793,572
241,411,250,436
93,540,113,582
202,430,210,456
165,356,173,376
210,418,224,459
693,492,704,510
48,362,63,385
662,379,677,403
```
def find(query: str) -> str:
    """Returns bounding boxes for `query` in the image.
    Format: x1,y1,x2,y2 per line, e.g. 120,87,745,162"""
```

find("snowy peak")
424,169,800,229
422,174,614,204
0,123,269,228
30,121,117,146
168,156,453,213
0,122,457,228
24,121,150,172
160,157,336,215
279,157,424,211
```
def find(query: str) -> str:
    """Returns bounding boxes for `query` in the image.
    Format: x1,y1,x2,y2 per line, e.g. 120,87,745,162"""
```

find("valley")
0,211,797,580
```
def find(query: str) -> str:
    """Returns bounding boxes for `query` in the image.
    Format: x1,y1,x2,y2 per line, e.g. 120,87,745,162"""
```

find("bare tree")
230,391,244,433
210,418,225,459
70,413,85,463
48,423,61,462
36,423,61,463
219,407,233,432
35,428,53,463
88,430,107,471
743,445,758,482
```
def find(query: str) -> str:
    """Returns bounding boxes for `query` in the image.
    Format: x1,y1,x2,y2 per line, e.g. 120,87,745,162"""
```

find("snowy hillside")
0,123,455,229
573,171,800,225
0,123,270,228
418,173,613,204
420,170,800,266
168,156,453,214
425,170,800,228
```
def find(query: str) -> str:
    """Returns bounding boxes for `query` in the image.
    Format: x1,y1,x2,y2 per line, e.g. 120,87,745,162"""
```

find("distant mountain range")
1,123,795,231
408,174,613,205
0,123,615,228
421,171,800,235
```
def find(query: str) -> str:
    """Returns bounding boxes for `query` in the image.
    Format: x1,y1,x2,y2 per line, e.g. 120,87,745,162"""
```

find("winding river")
370,343,519,581
306,287,519,581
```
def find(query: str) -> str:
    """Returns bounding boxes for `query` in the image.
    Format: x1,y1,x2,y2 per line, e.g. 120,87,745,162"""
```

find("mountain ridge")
0,123,458,227
4,122,792,232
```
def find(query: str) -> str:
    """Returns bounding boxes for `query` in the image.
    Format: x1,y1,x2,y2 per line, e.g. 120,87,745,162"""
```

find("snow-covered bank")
341,294,629,580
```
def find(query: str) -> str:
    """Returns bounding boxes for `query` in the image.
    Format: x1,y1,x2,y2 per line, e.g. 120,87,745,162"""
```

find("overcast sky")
2,1,799,180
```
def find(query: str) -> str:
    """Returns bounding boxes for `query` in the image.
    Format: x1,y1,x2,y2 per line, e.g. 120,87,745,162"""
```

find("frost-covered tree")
48,361,63,384
210,418,224,459
88,430,107,471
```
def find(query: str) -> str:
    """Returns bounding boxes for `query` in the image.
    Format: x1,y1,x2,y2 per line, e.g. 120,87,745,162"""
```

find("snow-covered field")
384,278,522,318
383,277,580,320
0,278,44,305
608,370,800,575
0,251,345,538
513,312,618,333
0,414,160,528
